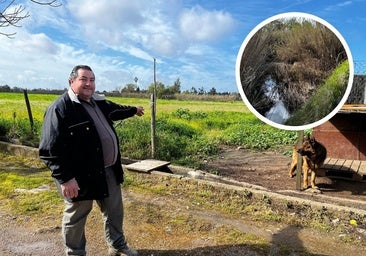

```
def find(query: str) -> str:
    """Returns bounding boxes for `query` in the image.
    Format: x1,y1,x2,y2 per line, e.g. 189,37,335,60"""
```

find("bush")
221,122,298,150
115,108,298,168
116,118,151,159
0,118,12,137
0,117,40,147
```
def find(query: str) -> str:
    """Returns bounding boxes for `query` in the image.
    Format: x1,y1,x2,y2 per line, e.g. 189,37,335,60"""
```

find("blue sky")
0,0,365,93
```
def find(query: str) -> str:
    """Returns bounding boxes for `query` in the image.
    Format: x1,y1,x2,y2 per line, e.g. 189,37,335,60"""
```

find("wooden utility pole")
23,89,34,133
296,130,304,190
151,58,157,158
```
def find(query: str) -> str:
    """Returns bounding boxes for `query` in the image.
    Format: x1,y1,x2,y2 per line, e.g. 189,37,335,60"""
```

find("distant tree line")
0,84,66,94
0,79,239,100
121,78,230,98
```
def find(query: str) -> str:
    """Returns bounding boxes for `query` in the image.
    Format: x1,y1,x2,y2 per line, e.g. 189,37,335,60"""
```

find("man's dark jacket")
39,92,137,201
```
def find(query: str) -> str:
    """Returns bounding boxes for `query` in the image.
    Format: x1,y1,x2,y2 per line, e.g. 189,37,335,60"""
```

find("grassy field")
0,92,249,119
0,92,297,168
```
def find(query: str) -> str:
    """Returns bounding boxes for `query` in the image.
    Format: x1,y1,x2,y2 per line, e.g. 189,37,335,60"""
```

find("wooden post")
23,89,34,133
151,58,157,158
296,130,304,190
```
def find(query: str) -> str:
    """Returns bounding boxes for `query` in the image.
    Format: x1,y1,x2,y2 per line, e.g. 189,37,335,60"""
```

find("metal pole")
151,58,157,158
296,130,304,190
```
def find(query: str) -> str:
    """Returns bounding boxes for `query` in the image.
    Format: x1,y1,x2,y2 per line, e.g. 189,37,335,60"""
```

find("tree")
189,87,197,94
198,87,205,95
0,84,11,92
208,87,217,95
122,83,139,93
171,78,181,94
0,0,61,38
148,81,166,98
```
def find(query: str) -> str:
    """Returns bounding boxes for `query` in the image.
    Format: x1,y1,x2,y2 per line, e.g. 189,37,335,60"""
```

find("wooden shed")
312,75,366,181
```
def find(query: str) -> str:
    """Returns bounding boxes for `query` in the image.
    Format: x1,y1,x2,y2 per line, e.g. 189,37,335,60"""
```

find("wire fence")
348,61,366,104
354,61,366,75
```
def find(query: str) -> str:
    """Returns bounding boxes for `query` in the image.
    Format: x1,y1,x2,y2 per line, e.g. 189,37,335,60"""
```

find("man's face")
70,68,95,101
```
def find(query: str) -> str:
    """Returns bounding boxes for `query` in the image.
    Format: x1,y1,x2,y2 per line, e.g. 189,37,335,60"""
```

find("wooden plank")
359,161,366,175
340,104,366,113
341,160,354,171
350,160,361,173
321,158,366,181
334,159,346,171
322,158,337,169
125,159,170,173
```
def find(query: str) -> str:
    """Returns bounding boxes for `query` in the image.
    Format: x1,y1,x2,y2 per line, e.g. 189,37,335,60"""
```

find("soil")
1,147,366,256
201,148,366,205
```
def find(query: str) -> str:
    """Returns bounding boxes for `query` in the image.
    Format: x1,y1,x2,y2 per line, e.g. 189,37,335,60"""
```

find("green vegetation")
240,17,348,116
0,153,62,215
0,93,298,168
285,60,350,125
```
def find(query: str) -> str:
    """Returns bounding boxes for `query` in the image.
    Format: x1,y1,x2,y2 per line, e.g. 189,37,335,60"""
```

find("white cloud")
14,33,59,55
126,46,153,62
67,0,148,48
325,0,353,11
65,0,236,58
0,0,239,92
67,0,143,28
338,1,352,7
179,5,236,42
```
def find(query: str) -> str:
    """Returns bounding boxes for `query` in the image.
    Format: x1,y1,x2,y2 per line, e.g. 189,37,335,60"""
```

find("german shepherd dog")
289,135,327,189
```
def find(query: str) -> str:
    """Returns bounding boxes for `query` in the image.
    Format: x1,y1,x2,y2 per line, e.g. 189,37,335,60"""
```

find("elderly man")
39,65,143,256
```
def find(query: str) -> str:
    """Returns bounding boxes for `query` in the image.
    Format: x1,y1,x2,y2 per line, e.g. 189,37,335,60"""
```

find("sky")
0,0,365,93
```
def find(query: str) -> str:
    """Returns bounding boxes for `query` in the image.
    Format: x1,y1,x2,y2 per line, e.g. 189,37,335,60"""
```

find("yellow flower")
349,219,357,226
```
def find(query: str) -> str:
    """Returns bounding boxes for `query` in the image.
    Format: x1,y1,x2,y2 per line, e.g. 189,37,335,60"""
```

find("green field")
0,92,249,119
0,92,297,168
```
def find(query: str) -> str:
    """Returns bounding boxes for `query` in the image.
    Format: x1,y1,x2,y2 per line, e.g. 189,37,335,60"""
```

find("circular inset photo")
236,12,354,131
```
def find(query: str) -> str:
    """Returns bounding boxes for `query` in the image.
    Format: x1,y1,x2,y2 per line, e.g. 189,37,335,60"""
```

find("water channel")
264,79,290,124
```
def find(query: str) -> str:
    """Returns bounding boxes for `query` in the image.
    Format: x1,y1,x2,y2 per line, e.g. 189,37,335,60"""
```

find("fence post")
151,58,157,158
296,130,304,190
23,89,34,133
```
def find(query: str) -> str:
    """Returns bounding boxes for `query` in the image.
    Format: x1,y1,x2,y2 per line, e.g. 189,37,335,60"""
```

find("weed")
286,60,349,125
0,153,62,215
0,93,298,168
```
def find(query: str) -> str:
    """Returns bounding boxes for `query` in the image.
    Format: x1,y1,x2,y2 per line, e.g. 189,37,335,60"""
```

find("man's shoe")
108,246,138,256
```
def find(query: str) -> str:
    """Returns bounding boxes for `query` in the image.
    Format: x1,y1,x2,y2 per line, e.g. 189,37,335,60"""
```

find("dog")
289,134,327,189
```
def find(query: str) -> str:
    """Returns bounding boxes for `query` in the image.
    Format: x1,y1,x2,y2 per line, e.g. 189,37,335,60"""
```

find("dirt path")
1,147,366,255
0,187,365,256
1,185,366,256
202,148,366,204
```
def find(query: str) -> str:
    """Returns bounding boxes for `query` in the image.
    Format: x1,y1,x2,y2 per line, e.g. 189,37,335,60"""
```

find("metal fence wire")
345,62,366,104
347,75,366,104
354,61,366,75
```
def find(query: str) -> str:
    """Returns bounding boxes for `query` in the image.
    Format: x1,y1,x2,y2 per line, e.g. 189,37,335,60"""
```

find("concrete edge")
2,141,366,219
